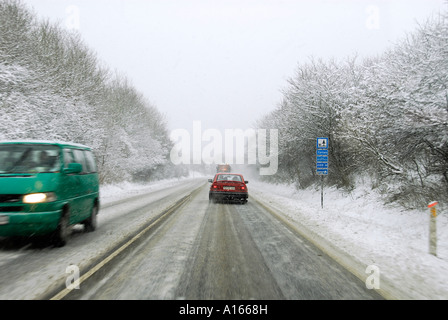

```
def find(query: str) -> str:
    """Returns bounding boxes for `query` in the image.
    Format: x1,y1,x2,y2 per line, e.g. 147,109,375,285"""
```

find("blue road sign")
316,137,329,175
317,149,328,156
317,137,329,149
316,156,328,162
317,169,328,175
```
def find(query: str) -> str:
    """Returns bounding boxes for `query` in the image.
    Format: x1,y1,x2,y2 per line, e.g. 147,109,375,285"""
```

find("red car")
208,173,248,204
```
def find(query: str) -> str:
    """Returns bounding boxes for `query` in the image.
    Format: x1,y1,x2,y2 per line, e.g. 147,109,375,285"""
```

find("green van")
0,140,100,247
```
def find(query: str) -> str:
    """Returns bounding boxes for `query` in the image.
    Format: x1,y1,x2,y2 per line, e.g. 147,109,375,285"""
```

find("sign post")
428,201,438,256
316,138,329,208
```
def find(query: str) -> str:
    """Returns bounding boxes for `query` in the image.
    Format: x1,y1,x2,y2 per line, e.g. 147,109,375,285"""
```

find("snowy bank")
249,181,448,300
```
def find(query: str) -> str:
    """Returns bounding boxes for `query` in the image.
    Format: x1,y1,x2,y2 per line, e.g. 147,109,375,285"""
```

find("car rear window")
217,174,242,182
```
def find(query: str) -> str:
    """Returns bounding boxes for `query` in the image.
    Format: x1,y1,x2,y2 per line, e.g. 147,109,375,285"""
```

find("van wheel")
53,209,70,247
84,205,98,232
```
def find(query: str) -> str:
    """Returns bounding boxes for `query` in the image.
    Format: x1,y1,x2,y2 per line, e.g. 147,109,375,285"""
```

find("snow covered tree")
0,0,176,184
257,8,448,207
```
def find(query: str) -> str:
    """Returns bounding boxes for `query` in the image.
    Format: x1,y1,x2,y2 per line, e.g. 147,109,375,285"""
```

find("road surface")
0,179,383,300
67,184,382,300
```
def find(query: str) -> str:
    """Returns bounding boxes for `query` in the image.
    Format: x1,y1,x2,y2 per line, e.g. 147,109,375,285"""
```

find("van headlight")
23,192,57,204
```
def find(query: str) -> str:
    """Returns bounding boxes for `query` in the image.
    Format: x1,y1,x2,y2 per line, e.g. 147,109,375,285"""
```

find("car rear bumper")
209,191,248,201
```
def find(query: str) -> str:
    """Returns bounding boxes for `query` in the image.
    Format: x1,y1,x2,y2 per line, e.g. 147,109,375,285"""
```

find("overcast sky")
22,0,448,132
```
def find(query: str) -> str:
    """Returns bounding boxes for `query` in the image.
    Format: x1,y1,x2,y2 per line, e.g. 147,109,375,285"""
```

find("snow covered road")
52,181,382,300
0,178,205,299
249,181,448,300
2,176,437,300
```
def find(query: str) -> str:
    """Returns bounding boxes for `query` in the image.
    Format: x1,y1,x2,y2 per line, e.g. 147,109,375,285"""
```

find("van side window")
84,150,97,173
72,149,87,174
63,149,75,168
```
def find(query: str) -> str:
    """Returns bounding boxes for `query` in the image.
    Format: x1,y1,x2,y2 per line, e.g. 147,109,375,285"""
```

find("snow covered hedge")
257,9,448,209
0,0,177,184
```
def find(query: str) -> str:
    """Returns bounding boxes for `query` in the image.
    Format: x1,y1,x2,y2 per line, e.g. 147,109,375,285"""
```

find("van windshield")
0,144,60,173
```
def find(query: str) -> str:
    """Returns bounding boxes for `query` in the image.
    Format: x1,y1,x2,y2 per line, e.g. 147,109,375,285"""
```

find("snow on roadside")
100,179,181,205
100,173,207,206
249,180,448,300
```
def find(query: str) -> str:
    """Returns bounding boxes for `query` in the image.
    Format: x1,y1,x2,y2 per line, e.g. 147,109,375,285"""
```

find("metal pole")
321,175,324,209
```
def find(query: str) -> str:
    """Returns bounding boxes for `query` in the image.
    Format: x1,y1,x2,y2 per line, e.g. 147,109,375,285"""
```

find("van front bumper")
0,210,61,237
